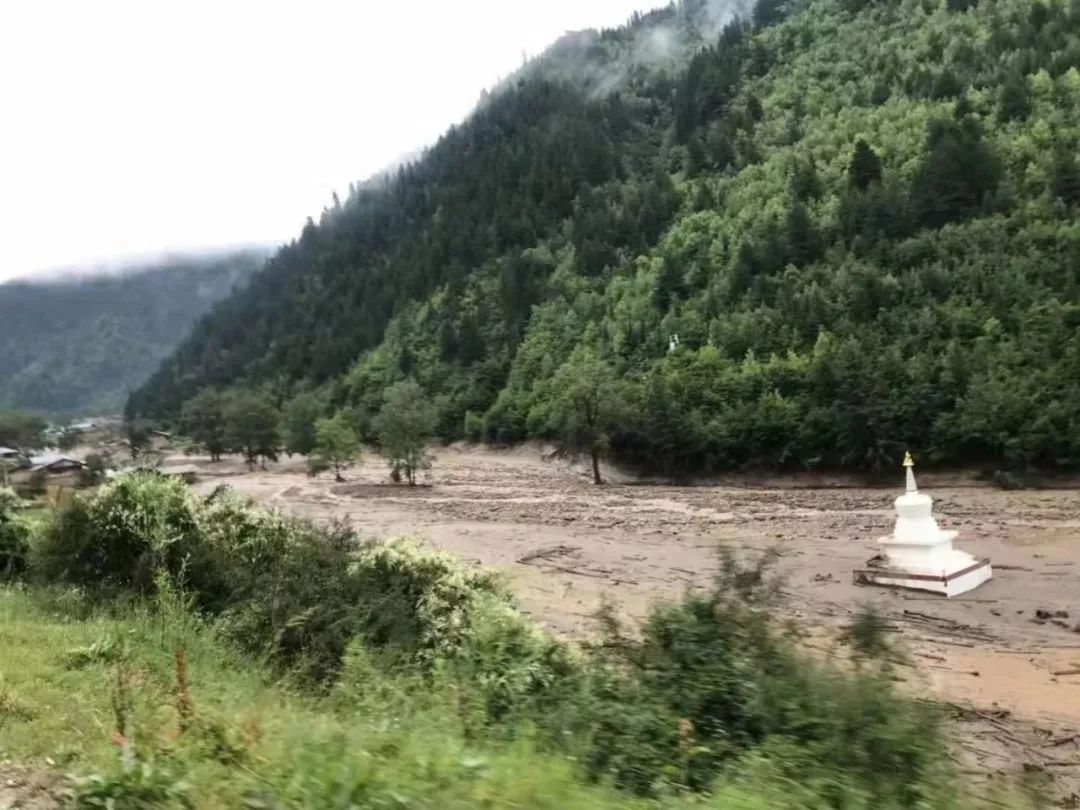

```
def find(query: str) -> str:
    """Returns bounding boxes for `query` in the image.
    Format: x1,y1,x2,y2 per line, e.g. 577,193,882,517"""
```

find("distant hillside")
130,0,1080,472
0,250,266,414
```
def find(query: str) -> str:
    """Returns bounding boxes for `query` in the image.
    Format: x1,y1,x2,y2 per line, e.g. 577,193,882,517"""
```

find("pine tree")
786,201,822,266
998,71,1031,122
1051,151,1080,206
848,139,883,190
753,0,786,29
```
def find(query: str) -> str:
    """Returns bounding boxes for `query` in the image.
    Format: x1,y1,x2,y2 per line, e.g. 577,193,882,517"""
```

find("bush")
31,474,208,593
577,554,947,804
205,507,367,680
306,456,331,477
17,470,47,498
0,487,30,579
463,410,484,442
30,475,563,688
78,454,108,488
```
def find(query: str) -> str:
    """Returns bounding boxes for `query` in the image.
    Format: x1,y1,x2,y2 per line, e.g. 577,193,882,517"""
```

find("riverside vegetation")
128,0,1080,475
0,474,1017,807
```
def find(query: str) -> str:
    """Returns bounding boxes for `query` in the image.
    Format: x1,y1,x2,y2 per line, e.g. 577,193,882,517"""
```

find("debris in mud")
517,545,580,566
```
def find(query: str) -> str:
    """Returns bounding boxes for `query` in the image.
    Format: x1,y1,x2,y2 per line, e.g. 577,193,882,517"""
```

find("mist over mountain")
0,249,267,415
9,244,272,285
130,0,1080,472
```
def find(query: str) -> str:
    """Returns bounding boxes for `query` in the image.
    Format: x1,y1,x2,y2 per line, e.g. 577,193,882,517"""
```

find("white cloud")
0,0,657,281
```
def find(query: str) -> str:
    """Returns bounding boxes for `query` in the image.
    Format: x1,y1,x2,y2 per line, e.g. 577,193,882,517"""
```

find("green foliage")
581,555,945,803
0,487,29,580
312,413,360,481
847,604,893,659
373,380,437,485
0,411,46,451
31,475,207,593
79,454,108,488
180,389,228,461
910,118,1002,230
848,138,882,189
549,347,633,484
280,389,327,456
222,390,280,467
0,251,263,415
18,471,47,498
125,419,154,460
74,759,190,809
998,69,1032,121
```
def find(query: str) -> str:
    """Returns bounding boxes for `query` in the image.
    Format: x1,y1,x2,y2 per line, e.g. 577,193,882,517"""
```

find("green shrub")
31,474,208,592
577,554,947,805
74,758,189,809
463,410,484,442
306,456,331,477
207,509,367,681
347,540,504,665
17,470,46,498
0,487,29,579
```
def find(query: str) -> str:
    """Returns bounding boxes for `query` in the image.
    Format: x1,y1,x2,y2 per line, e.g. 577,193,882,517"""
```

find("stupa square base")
854,558,992,598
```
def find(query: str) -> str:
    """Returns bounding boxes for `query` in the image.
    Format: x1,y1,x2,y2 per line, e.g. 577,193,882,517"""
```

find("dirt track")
172,444,1080,801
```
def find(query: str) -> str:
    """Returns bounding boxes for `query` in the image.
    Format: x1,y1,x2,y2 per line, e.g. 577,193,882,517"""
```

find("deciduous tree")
373,381,436,485
313,413,360,481
223,391,280,469
551,347,632,485
181,389,228,462
281,390,328,456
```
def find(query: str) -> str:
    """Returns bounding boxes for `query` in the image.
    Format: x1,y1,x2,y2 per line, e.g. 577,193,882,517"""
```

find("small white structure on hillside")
855,453,992,597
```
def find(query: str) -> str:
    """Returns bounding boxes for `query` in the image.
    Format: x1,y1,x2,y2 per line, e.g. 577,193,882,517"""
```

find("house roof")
29,453,86,471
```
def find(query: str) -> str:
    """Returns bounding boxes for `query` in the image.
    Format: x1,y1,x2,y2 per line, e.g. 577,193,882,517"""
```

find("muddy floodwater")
166,444,1080,800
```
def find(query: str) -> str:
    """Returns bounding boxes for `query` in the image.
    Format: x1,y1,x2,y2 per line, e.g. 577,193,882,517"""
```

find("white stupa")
855,453,992,597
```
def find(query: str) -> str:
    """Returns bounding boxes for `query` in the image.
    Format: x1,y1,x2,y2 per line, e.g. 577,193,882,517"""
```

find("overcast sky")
0,0,659,282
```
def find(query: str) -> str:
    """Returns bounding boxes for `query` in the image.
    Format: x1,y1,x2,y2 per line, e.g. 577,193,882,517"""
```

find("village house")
29,454,87,474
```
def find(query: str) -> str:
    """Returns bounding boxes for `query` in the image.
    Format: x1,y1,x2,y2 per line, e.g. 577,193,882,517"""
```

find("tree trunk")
591,447,602,485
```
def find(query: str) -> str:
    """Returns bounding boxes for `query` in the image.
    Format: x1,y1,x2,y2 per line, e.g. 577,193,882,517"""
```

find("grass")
0,585,1030,810
0,586,788,809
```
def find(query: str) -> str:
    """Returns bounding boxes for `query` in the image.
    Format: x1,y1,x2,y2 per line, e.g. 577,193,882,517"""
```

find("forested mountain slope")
130,0,1080,472
0,251,265,414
